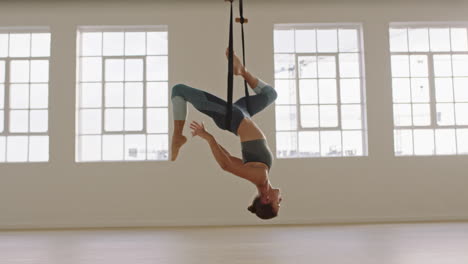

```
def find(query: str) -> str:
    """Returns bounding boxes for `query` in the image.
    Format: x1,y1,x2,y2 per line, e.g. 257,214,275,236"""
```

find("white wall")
1,0,468,229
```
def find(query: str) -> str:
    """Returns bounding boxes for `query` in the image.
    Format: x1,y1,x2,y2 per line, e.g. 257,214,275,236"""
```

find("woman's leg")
171,84,244,160
234,78,278,117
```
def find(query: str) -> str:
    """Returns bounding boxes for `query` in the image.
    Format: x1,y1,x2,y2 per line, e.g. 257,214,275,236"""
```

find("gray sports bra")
241,139,273,170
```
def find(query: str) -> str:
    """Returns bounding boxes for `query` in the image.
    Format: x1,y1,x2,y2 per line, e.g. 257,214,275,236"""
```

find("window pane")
30,60,49,82
275,54,295,79
339,29,359,52
0,34,8,57
30,84,48,109
105,109,123,131
454,78,468,102
340,79,361,104
10,110,29,132
276,131,297,158
0,110,3,132
412,104,431,126
275,105,297,131
124,134,146,160
411,78,430,103
10,60,30,83
408,28,429,52
7,136,28,162
320,131,341,157
29,110,48,132
105,82,124,107
79,83,101,108
0,84,3,109
436,103,455,126
300,105,319,128
274,29,294,53
125,82,143,107
435,78,454,102
299,79,317,104
343,130,363,156
455,103,468,125
317,29,337,53
319,105,338,127
298,131,320,157
389,28,408,52
452,55,468,76
391,55,410,77
147,32,168,55
125,59,143,81
394,129,413,155
81,57,102,82
9,34,31,57
103,135,124,161
433,55,452,77
456,129,468,154
125,32,145,55
275,79,297,105
339,53,360,78
105,59,124,82
295,30,316,53
147,82,168,107
394,104,412,126
103,32,124,56
147,134,169,160
79,135,101,161
31,33,51,57
0,136,5,162
298,56,317,78
429,28,451,51
147,108,168,133
410,55,428,77
147,56,168,81
393,78,411,103
79,109,102,134
0,60,5,82
341,105,362,129
29,136,48,162
318,79,337,104
124,108,143,131
10,84,29,109
317,56,336,78
413,129,434,155
451,28,468,52
81,32,102,56
435,129,456,155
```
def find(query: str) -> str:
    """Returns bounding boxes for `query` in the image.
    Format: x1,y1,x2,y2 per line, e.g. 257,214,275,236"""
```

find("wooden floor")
1,223,468,264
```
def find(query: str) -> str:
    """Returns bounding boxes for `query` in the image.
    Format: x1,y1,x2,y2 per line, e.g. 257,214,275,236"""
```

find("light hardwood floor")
1,223,468,264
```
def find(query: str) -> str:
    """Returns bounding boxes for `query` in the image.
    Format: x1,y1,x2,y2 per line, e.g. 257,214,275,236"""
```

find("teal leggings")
171,80,277,135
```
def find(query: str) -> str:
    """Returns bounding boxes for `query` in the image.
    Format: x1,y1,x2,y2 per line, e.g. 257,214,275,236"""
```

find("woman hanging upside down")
170,49,282,220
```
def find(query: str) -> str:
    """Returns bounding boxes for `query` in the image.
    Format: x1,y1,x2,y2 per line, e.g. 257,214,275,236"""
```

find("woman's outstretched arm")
190,121,232,169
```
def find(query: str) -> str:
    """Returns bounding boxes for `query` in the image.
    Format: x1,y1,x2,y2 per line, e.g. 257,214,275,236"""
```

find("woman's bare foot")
225,48,245,76
171,135,187,161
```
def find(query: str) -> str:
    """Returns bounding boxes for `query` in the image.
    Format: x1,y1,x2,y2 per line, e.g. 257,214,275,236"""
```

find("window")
274,24,367,158
76,26,169,162
390,23,468,156
0,28,50,162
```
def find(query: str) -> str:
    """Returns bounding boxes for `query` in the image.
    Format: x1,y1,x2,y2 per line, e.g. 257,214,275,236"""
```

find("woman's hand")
225,48,245,76
190,121,211,140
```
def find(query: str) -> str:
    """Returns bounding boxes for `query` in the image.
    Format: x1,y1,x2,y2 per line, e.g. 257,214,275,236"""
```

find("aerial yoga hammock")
170,0,282,220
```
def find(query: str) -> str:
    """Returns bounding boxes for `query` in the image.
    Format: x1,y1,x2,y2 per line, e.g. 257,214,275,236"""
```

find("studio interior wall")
1,0,468,229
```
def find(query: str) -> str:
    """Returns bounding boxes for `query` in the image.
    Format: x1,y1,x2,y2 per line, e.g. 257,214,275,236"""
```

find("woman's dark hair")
247,196,277,220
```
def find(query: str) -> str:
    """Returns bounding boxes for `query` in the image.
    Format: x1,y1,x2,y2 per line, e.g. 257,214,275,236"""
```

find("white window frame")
75,26,169,162
390,22,468,156
274,23,368,159
0,27,50,163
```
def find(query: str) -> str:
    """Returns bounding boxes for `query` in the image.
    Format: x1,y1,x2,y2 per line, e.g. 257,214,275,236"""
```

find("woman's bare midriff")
237,118,266,142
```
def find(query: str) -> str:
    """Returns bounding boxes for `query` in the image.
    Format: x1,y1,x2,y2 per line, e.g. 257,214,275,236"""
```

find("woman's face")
270,188,282,214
